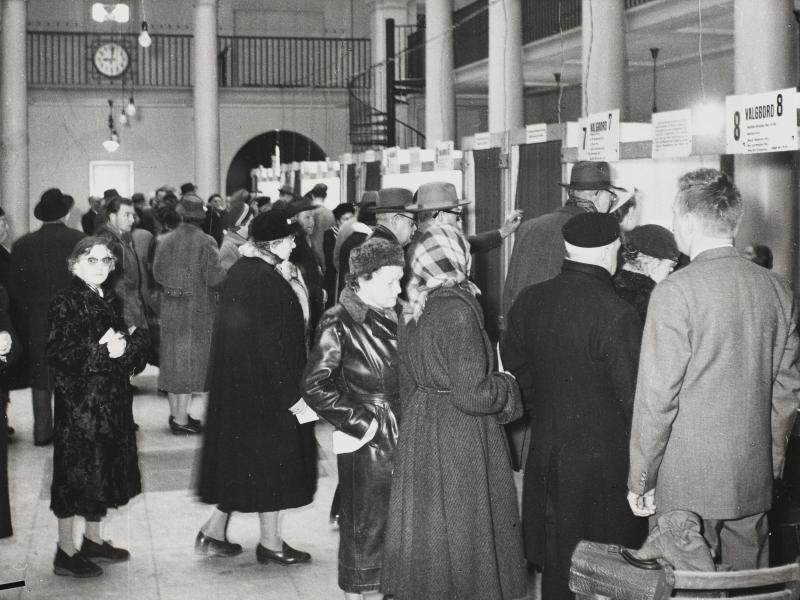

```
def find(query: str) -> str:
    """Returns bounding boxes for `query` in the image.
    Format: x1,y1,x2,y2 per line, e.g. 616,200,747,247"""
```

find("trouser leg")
31,387,53,443
704,513,768,569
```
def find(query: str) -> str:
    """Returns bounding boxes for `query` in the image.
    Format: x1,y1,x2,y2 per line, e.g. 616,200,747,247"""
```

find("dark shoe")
53,546,103,577
256,542,311,566
34,435,53,447
187,415,203,431
195,531,242,557
169,416,201,435
81,537,130,563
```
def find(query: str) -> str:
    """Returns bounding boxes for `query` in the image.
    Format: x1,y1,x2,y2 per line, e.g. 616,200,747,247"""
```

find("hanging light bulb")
119,111,128,126
103,131,120,153
138,21,152,48
125,96,137,116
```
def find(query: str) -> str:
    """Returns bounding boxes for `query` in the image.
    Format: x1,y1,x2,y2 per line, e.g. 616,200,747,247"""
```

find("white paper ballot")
294,402,319,424
98,328,118,345
332,419,378,454
496,342,504,372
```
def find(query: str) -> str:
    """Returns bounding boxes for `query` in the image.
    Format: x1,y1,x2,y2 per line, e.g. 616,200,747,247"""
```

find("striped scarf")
405,222,480,322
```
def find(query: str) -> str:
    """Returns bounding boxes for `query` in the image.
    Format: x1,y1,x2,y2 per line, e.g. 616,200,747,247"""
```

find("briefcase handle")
620,549,662,571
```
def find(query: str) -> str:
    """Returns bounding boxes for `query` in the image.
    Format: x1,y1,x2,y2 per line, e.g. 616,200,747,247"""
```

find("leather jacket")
302,287,399,453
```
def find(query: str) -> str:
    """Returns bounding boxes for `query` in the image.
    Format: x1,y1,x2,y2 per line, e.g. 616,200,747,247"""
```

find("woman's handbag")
569,540,675,600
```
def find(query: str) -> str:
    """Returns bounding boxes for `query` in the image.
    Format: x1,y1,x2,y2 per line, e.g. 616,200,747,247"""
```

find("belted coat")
152,223,226,393
303,287,400,593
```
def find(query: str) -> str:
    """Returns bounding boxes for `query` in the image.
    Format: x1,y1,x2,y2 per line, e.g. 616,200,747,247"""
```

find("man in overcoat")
9,188,85,445
627,169,800,569
501,212,647,600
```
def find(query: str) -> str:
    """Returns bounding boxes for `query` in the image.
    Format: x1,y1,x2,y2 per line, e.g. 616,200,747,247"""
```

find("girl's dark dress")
47,277,149,518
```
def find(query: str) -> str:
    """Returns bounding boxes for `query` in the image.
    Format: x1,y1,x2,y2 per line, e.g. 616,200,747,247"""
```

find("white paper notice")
295,402,319,424
473,132,491,150
525,123,548,145
725,87,799,155
435,141,455,170
652,109,693,158
577,109,621,162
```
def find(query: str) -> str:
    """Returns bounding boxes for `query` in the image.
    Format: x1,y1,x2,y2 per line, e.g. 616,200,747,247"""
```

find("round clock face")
93,42,130,78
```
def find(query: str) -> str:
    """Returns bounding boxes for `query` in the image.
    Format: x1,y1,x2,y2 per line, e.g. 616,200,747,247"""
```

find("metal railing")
26,30,370,89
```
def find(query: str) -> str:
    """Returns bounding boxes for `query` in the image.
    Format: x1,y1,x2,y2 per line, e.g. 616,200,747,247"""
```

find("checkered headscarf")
405,222,480,322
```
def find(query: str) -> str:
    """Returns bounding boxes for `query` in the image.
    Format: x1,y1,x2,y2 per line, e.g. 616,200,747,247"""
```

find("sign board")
384,147,400,173
473,132,491,150
364,149,376,162
725,87,798,154
525,123,548,145
436,141,455,170
577,109,620,161
409,147,422,172
652,109,693,158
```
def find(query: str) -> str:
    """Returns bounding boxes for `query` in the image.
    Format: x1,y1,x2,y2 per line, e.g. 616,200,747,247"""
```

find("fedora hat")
411,182,469,212
34,188,74,221
103,188,120,201
373,188,416,213
559,161,627,193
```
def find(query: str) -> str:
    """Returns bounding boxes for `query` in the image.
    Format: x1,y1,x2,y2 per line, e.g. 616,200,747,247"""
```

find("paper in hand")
295,402,319,424
495,342,504,372
98,328,117,345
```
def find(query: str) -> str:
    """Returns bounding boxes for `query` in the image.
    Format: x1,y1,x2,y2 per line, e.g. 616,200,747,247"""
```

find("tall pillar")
581,0,625,116
193,0,220,197
732,0,797,283
425,0,455,147
488,0,523,132
1,0,29,239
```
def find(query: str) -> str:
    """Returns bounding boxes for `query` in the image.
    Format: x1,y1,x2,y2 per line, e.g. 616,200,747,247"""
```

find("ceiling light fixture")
103,99,120,152
91,3,130,24
138,21,152,48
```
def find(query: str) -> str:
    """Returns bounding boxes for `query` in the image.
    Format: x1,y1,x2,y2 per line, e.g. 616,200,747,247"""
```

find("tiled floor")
0,366,538,599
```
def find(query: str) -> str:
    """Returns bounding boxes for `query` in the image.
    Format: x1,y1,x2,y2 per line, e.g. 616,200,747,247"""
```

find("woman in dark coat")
303,238,404,599
196,209,317,565
47,237,149,577
381,223,527,600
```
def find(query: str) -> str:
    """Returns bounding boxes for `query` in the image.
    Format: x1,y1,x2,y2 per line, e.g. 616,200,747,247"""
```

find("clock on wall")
93,42,130,78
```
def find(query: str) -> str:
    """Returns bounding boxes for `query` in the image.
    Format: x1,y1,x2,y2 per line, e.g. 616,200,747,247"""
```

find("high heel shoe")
194,531,243,557
256,542,311,565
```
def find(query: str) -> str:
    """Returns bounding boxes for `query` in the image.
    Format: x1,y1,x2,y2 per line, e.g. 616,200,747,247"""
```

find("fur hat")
349,238,405,279
34,188,74,221
249,208,295,242
103,188,120,201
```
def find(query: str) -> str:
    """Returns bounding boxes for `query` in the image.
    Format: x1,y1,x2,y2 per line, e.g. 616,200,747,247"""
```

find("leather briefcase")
569,540,675,600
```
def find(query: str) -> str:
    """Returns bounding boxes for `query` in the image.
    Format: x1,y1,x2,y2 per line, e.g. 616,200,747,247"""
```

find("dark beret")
249,208,296,243
625,224,679,260
562,212,620,248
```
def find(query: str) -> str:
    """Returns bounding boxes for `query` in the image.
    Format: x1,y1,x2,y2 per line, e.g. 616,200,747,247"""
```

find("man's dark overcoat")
198,256,317,512
501,260,648,599
9,223,85,389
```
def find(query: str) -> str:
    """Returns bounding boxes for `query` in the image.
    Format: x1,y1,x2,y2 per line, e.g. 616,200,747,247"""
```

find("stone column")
581,0,625,116
488,0,523,132
732,0,797,283
425,0,455,147
1,0,29,239
193,0,220,197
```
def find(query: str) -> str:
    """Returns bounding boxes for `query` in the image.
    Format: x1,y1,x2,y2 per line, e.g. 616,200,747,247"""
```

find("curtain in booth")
364,161,381,192
514,141,562,219
472,148,503,343
346,164,357,205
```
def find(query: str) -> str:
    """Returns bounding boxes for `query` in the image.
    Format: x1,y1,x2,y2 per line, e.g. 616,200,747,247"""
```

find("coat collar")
339,286,397,324
371,224,399,244
691,245,739,264
561,259,614,286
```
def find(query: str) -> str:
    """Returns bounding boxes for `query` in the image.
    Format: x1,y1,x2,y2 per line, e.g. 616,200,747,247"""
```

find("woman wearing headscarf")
381,221,527,600
47,237,149,577
303,238,404,599
196,209,317,565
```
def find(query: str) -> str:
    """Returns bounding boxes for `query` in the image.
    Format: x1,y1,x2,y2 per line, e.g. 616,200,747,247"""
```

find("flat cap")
625,225,679,260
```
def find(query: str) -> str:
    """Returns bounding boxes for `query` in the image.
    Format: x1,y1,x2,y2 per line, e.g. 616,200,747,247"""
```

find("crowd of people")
0,161,797,600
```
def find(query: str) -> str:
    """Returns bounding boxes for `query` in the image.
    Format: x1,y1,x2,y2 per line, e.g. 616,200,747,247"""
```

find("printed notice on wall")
525,123,548,144
435,141,455,170
652,109,693,158
725,88,799,154
473,132,491,150
577,109,620,161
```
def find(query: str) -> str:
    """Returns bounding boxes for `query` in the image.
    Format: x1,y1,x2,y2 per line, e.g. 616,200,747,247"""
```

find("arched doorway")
225,130,326,195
